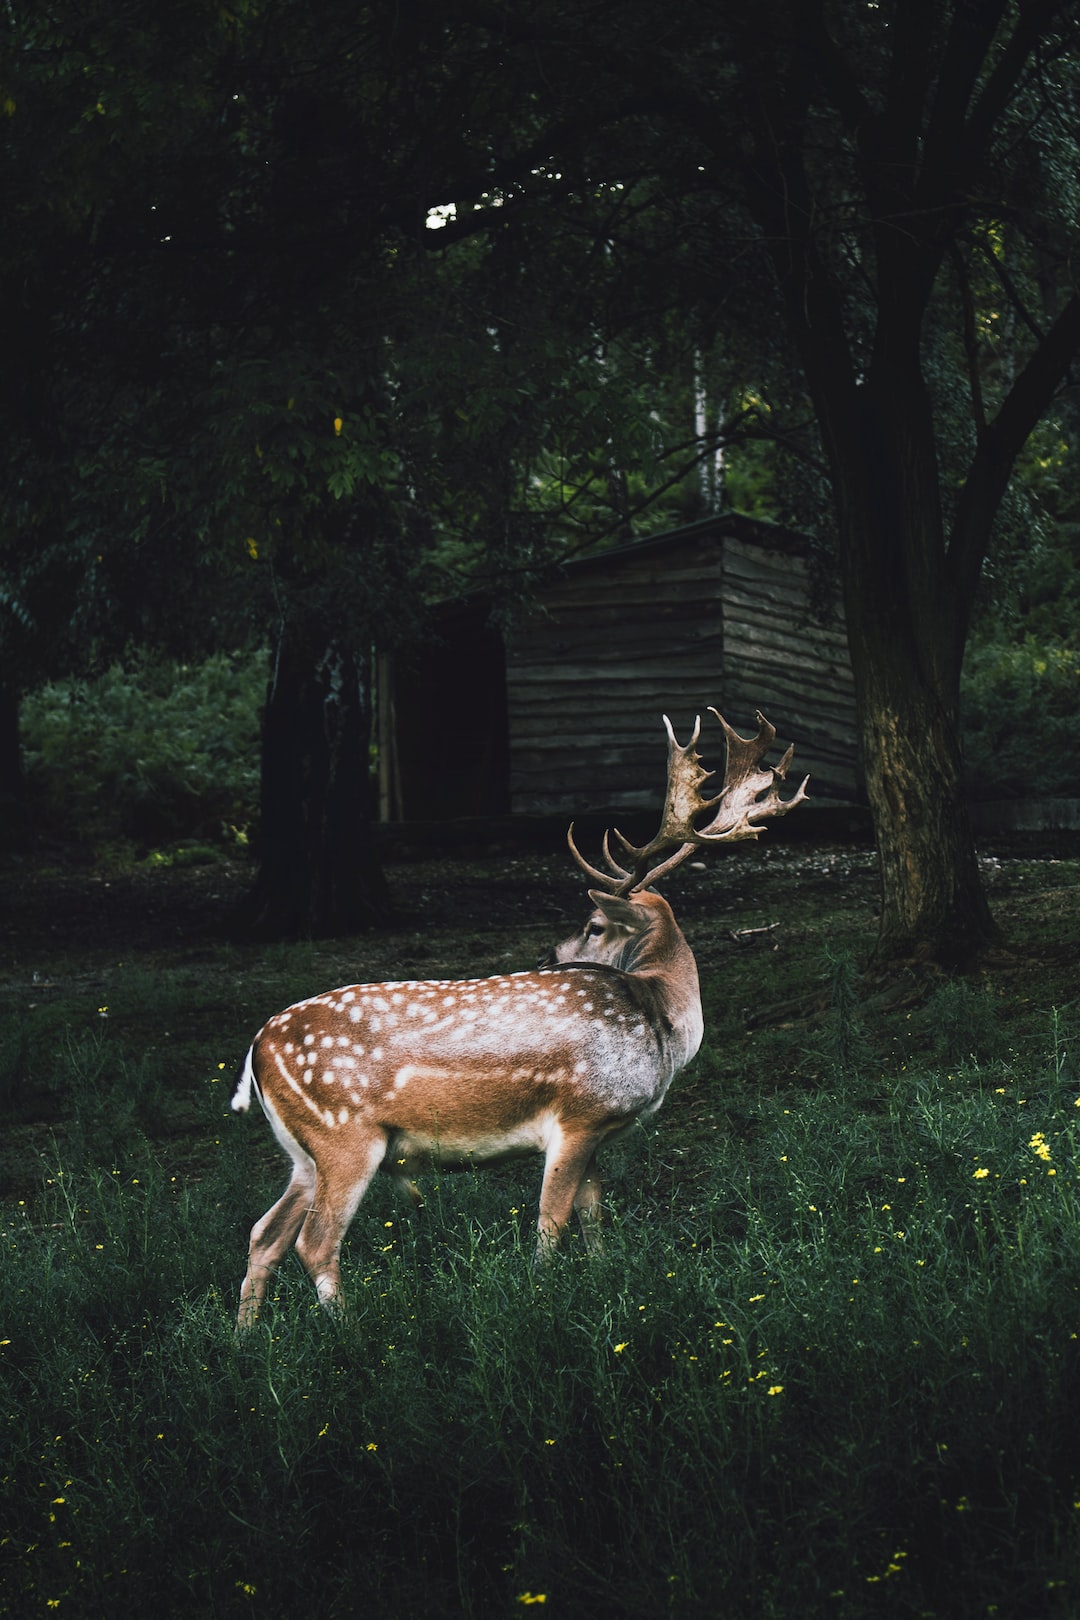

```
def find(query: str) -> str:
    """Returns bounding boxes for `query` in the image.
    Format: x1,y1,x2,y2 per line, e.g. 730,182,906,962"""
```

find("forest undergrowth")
1,841,1079,1618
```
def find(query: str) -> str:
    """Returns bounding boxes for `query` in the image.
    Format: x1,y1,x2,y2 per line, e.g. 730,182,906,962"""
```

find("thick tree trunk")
728,0,1080,967
740,141,999,963
845,602,999,967
239,634,391,937
0,684,26,846
837,384,1000,967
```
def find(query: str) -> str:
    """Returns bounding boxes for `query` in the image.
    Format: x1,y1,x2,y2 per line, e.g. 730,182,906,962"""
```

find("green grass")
3,1017,1080,1616
2,851,1080,1617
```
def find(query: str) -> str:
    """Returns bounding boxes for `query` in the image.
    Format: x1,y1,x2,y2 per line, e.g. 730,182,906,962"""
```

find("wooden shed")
378,514,861,824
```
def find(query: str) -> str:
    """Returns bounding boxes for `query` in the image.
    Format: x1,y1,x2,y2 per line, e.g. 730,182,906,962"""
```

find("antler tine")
607,713,721,867
566,708,809,898
687,709,809,844
566,714,722,895
601,828,633,883
567,822,627,892
628,838,698,891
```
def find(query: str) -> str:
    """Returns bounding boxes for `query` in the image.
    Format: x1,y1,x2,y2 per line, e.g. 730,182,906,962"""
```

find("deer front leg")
535,1130,604,1266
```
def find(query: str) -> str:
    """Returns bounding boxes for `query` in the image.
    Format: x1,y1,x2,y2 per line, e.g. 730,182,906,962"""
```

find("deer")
231,709,808,1329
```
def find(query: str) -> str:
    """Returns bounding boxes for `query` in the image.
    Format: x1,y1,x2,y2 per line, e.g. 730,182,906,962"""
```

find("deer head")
232,710,807,1330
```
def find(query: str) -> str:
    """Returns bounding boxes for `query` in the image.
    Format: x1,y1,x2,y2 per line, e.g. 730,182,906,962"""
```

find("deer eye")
586,920,606,937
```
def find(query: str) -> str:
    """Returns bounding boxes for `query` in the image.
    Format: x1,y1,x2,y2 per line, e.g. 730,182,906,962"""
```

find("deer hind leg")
535,1129,605,1266
293,1130,390,1311
237,1161,316,1334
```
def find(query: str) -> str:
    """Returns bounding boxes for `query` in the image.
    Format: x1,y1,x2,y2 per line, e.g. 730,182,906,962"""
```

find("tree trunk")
725,0,1080,966
845,595,999,967
0,684,26,847
837,383,1000,967
239,634,391,937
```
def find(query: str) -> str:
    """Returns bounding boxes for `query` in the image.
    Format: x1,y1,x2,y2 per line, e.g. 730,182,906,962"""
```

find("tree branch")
949,241,987,435
962,0,1074,162
949,288,1080,622
975,232,1049,346
920,0,1011,183
920,0,1069,219
797,0,873,138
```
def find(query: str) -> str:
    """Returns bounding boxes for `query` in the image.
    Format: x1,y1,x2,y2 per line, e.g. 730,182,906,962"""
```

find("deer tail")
231,1047,257,1113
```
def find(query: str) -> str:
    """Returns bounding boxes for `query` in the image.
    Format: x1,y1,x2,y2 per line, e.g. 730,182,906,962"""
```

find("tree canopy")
3,0,1079,953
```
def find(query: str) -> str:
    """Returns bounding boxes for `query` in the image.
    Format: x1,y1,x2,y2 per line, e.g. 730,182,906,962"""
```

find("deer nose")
536,948,558,969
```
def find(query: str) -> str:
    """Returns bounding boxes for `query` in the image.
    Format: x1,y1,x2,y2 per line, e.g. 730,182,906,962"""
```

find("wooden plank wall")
720,533,860,802
506,532,727,814
506,522,861,814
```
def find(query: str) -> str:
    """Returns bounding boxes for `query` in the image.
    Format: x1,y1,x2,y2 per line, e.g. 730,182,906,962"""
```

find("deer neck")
626,916,704,1069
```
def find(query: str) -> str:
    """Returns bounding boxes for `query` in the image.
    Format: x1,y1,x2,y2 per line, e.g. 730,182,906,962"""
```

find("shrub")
20,650,265,849
960,634,1080,800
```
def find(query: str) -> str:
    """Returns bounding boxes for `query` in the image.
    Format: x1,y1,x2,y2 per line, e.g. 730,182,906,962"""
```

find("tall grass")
3,1010,1080,1619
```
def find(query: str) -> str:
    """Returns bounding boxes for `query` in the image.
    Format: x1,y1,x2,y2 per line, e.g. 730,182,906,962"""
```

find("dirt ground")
0,835,1078,1208
1,832,1076,1000
0,839,883,976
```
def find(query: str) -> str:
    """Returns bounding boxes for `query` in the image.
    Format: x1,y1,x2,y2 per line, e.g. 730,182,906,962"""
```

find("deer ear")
587,891,649,932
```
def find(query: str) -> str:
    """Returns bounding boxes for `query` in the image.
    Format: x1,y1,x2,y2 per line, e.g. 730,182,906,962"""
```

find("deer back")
240,891,700,1169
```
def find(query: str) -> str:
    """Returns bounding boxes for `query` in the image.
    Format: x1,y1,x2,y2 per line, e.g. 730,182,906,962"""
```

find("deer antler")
568,710,809,895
